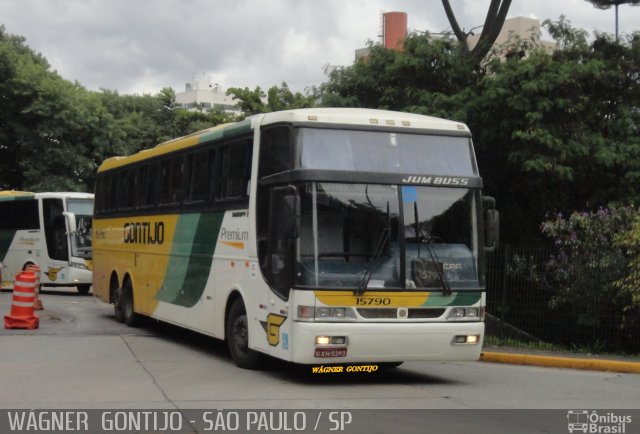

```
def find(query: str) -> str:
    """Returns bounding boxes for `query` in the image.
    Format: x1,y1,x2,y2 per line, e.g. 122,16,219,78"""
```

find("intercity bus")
92,108,498,369
0,191,94,293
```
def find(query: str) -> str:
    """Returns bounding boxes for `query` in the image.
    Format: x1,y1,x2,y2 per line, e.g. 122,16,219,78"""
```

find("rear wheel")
77,285,91,295
226,298,262,369
113,287,124,323
122,280,140,327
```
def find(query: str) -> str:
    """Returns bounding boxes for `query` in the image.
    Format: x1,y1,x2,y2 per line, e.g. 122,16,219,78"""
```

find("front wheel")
226,298,262,369
77,285,91,295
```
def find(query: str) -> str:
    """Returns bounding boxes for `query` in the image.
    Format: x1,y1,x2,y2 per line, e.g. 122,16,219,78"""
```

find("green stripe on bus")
156,212,224,307
172,212,224,307
198,119,252,144
0,195,34,202
0,229,16,262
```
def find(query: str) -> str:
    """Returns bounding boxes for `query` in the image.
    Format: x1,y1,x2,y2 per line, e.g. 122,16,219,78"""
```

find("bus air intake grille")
356,308,397,319
408,308,446,319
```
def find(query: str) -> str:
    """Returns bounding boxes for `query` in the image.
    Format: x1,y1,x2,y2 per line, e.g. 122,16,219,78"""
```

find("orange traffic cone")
4,271,39,329
26,265,43,310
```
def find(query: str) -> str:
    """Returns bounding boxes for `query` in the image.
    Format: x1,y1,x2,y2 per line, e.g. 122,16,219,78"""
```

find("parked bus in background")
92,108,498,369
0,191,94,294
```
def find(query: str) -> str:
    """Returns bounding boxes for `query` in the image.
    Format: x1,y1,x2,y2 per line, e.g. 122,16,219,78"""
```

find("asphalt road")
1,290,639,433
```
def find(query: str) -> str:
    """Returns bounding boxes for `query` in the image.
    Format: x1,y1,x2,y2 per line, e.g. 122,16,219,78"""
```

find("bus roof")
97,108,471,173
259,108,470,133
0,191,93,202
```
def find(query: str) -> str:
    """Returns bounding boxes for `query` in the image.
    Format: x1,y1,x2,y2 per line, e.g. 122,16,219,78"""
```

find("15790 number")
355,297,391,306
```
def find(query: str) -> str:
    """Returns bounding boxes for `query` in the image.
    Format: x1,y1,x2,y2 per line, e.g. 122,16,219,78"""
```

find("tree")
227,82,315,116
226,86,267,115
442,0,512,64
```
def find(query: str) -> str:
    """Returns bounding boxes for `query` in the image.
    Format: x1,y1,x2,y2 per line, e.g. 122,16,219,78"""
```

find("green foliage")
539,206,640,347
227,82,315,116
613,215,640,329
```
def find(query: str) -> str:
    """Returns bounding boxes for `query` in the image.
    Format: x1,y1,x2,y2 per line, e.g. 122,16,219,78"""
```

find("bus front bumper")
289,321,484,364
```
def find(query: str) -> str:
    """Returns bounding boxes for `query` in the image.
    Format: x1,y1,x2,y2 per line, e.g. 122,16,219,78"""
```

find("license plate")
314,348,348,358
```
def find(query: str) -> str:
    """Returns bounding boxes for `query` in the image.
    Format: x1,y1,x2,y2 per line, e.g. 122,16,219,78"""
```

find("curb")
480,351,640,374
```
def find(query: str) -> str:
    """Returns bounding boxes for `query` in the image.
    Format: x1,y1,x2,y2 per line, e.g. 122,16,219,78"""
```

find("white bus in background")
0,191,94,294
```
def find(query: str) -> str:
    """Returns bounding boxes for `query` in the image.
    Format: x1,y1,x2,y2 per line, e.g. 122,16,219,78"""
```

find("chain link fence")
485,244,640,354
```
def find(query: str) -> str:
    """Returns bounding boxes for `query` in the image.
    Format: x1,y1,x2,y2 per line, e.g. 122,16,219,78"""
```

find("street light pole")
585,0,640,42
615,3,619,41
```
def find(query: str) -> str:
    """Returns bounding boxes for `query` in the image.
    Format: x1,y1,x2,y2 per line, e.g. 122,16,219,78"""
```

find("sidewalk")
480,346,640,374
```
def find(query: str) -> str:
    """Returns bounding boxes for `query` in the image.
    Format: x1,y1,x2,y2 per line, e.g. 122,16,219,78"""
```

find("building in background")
467,16,556,56
175,75,240,114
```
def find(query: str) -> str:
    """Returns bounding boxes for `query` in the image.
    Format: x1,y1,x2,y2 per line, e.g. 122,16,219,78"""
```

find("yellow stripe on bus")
314,291,430,307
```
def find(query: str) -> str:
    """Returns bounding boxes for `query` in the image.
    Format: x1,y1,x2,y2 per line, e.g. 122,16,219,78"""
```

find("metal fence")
485,244,640,354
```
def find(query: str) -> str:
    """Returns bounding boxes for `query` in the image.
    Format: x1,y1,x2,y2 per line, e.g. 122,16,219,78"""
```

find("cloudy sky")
2,0,639,95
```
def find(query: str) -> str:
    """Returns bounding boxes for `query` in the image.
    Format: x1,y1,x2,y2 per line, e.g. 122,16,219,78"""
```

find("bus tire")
226,298,262,369
113,287,125,323
122,280,140,327
77,285,91,295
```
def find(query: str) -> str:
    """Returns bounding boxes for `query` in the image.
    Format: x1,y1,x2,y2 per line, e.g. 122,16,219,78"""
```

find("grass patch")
483,335,566,352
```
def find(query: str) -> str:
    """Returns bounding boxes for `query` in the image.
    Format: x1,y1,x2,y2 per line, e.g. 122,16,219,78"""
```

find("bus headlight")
69,261,88,270
447,307,483,321
297,306,356,321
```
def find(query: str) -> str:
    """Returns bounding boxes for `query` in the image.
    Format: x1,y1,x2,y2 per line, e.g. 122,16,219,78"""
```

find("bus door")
41,198,69,283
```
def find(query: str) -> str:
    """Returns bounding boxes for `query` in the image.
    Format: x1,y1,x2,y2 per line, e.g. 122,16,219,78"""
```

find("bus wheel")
122,280,140,327
113,287,125,323
226,298,262,369
77,285,91,295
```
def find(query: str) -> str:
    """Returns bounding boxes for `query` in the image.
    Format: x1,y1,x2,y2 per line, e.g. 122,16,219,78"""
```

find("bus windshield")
67,198,93,259
295,182,480,290
298,128,476,176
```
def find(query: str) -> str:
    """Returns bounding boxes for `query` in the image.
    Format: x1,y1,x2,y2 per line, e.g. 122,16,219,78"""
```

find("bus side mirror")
482,196,499,253
270,186,300,240
63,211,77,234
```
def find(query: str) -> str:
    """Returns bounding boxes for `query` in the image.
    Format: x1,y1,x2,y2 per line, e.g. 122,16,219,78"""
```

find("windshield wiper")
413,202,452,296
355,201,391,296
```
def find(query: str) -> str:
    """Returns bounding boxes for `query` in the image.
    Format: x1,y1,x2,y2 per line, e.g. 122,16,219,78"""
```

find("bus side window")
188,149,214,203
139,163,158,208
107,173,117,212
258,126,292,178
119,169,136,210
159,156,185,206
94,176,105,214
218,140,252,200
